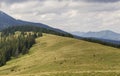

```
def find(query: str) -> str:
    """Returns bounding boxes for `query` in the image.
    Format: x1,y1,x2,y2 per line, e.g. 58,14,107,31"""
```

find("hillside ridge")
0,34,120,76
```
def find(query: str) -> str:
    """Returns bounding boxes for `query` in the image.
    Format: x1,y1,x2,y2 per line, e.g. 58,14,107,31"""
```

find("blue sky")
0,0,120,33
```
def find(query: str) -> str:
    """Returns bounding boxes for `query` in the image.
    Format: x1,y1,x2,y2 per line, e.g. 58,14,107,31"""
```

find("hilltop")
0,34,120,76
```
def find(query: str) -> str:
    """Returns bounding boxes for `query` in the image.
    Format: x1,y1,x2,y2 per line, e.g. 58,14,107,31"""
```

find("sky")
0,0,120,33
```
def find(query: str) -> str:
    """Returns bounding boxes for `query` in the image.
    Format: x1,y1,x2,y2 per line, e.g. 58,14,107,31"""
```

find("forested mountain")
0,11,69,34
1,25,73,37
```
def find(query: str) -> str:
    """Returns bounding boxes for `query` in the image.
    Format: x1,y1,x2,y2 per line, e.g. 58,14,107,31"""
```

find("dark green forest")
80,37,120,48
0,31,42,66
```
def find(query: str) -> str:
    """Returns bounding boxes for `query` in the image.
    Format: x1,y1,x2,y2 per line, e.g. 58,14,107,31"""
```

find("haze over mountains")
0,11,67,34
72,30,120,41
1,11,120,41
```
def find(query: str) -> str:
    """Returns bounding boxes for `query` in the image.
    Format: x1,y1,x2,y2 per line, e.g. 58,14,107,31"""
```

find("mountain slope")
0,34,120,76
0,11,68,34
72,30,120,41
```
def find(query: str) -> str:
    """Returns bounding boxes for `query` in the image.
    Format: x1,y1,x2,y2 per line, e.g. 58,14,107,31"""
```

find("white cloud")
0,0,120,33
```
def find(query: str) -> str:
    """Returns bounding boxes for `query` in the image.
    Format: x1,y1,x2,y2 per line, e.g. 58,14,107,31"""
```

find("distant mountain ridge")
0,11,68,34
72,30,120,41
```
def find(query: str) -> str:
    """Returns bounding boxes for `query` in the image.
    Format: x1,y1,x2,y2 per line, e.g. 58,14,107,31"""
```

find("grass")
0,34,120,76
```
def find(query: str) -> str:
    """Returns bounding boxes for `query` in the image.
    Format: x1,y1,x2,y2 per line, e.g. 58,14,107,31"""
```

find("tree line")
1,25,73,37
81,37,120,48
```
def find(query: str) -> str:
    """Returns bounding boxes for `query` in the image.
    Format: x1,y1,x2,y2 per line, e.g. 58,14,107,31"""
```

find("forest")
0,31,42,66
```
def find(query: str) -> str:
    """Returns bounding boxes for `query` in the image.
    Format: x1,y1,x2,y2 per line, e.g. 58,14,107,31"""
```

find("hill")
0,34,120,76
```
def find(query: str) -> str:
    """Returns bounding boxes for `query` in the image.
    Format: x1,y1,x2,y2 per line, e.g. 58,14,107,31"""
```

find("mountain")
71,31,86,36
0,11,67,34
72,30,120,41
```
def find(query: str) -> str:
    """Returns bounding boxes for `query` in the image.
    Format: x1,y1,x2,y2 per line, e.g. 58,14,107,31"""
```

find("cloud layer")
0,0,120,33
83,0,120,3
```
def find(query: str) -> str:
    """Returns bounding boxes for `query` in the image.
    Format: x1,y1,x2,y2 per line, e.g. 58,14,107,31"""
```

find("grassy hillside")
0,34,120,76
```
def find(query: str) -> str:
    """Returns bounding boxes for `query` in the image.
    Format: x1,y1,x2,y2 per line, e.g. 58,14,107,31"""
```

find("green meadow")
0,34,120,76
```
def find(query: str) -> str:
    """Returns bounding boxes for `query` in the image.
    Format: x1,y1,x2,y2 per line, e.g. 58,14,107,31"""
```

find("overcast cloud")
0,0,120,33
